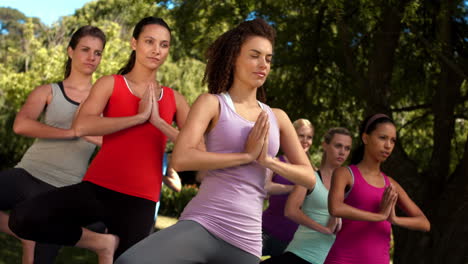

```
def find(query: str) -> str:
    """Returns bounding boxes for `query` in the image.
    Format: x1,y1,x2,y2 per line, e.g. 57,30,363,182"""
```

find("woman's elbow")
284,208,296,221
328,204,340,217
12,116,29,136
171,152,186,172
422,219,431,232
72,124,84,137
12,120,24,135
304,170,316,190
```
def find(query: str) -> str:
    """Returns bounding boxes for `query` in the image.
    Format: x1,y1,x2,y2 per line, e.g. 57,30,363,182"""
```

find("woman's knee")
9,203,42,239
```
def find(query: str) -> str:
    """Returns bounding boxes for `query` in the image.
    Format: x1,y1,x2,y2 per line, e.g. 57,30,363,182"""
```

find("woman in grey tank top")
116,19,316,264
0,26,106,264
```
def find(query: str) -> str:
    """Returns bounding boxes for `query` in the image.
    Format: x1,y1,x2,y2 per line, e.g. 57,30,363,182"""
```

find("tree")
168,0,468,262
0,1,466,262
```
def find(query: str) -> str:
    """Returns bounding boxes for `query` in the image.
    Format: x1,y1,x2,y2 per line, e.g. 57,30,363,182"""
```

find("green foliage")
159,184,198,217
0,0,467,261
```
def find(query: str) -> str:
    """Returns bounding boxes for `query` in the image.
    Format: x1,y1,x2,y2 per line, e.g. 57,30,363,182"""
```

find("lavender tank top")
179,94,280,257
325,164,392,264
262,155,298,242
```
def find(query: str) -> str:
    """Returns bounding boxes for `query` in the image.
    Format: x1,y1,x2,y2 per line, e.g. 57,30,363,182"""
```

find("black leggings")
0,168,107,264
9,181,156,258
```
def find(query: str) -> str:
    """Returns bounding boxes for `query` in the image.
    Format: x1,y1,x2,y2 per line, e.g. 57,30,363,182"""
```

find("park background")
0,0,467,263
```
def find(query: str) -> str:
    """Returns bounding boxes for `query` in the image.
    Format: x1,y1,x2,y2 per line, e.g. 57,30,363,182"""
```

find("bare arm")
264,168,294,195
73,76,150,136
13,84,75,139
388,177,430,231
172,93,267,171
257,108,315,190
73,102,102,146
163,167,182,192
82,136,102,146
328,167,397,222
285,184,337,234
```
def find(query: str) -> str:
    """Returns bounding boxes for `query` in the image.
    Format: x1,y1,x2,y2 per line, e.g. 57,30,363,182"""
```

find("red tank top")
83,75,176,202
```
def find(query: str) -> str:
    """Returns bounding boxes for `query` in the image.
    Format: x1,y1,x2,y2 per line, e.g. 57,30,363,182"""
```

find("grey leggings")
115,220,260,264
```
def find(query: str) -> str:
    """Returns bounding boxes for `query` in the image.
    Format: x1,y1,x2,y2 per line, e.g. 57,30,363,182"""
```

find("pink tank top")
325,165,391,264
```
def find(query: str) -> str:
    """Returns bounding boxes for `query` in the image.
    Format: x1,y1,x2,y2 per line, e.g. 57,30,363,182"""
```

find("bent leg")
0,168,55,264
9,182,101,245
101,188,155,258
115,221,218,264
33,243,61,264
34,220,107,263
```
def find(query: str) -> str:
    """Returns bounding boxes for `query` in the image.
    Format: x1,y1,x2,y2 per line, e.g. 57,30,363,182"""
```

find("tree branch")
398,111,430,130
408,30,468,80
391,103,431,112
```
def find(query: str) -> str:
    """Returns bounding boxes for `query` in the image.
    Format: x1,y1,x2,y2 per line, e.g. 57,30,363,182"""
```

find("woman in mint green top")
261,127,352,264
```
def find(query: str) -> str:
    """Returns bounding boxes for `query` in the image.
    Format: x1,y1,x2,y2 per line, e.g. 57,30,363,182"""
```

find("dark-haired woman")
325,114,430,264
9,17,190,264
115,18,315,264
0,25,106,264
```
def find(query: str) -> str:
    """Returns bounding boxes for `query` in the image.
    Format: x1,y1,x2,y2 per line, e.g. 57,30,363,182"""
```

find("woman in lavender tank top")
325,114,430,264
115,18,316,264
261,118,314,257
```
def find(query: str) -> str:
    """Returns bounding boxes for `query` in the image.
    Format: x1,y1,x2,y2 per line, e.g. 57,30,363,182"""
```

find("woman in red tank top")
326,114,430,264
9,17,190,264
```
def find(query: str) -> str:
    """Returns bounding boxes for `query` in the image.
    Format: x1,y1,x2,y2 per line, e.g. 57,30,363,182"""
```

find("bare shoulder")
193,93,219,107
94,75,115,86
89,75,115,97
333,166,353,182
23,84,54,104
172,89,189,104
172,89,183,97
31,83,53,96
271,108,288,119
387,176,402,188
271,108,291,127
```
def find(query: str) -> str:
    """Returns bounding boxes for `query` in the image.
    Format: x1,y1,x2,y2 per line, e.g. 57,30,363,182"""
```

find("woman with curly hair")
115,18,315,264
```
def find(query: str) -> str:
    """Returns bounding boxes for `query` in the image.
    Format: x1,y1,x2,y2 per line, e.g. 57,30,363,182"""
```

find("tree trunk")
392,1,467,263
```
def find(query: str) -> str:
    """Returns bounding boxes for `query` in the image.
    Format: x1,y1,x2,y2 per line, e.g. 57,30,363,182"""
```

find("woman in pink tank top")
325,114,430,264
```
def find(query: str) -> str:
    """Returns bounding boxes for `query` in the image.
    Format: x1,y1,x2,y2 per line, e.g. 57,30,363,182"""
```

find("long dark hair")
118,17,171,75
203,18,276,103
350,114,395,164
64,26,106,79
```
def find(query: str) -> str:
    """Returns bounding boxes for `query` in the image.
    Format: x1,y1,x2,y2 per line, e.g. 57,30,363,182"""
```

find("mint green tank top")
286,171,336,263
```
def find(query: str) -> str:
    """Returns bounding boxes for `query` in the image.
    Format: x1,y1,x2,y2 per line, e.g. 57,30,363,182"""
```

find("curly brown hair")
203,18,276,103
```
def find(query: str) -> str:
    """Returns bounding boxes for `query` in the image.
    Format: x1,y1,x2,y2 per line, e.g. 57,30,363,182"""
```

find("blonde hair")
293,118,313,131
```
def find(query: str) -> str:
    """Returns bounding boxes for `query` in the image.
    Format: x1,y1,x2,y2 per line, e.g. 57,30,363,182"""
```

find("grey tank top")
16,83,96,187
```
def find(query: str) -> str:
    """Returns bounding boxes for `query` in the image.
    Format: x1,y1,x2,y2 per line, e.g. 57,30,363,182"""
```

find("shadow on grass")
0,233,98,264
0,215,181,263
